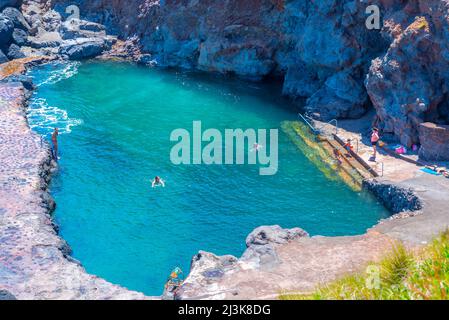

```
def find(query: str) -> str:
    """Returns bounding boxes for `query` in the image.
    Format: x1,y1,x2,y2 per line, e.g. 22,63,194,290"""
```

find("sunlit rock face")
418,123,449,161
49,0,449,158
366,0,449,149
50,0,386,120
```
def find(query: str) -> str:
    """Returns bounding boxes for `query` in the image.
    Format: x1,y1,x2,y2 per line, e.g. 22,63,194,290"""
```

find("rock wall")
362,179,423,214
47,0,449,159
366,0,449,150
174,225,310,300
50,0,387,121
0,80,148,299
418,122,449,160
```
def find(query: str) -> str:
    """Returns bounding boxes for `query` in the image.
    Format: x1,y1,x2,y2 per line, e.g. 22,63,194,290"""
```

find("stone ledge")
0,81,150,300
419,122,449,161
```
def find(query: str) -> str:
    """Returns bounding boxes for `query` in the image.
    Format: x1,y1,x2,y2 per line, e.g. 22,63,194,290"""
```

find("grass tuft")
280,231,449,300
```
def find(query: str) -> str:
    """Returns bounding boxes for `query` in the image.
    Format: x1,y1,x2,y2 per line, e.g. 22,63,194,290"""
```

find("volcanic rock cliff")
2,0,449,160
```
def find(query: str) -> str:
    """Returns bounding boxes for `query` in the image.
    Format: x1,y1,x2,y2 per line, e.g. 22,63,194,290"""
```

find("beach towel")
420,168,442,176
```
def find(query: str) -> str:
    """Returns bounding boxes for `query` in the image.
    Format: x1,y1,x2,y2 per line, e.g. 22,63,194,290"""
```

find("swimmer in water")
251,143,263,152
152,176,165,188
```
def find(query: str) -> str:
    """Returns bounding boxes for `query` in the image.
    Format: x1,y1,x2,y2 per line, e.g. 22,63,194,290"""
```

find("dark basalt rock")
0,13,13,48
0,48,8,63
246,225,309,247
242,225,309,270
1,7,30,31
363,179,423,214
137,54,155,66
59,19,106,40
12,28,27,46
7,43,25,59
0,0,22,11
418,123,449,161
0,290,17,300
59,39,110,60
1,74,34,90
78,20,105,33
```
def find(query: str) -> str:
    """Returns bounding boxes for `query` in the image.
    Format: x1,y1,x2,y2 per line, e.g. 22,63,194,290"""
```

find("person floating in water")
51,127,59,161
152,176,165,188
370,127,380,161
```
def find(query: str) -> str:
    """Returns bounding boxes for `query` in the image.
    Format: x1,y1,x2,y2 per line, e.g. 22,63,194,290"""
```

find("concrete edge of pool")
1,60,449,300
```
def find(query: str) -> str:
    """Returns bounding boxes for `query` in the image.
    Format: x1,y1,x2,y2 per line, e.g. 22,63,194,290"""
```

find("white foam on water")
27,97,83,136
27,62,83,137
35,61,81,87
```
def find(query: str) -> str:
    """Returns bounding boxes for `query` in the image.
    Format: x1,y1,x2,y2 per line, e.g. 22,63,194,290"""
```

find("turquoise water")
27,61,389,295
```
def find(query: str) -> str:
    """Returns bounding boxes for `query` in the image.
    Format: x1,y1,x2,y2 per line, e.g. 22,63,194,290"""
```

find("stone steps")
281,121,363,191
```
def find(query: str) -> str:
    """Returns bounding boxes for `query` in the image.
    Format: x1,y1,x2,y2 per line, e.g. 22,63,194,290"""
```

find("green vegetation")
280,231,449,300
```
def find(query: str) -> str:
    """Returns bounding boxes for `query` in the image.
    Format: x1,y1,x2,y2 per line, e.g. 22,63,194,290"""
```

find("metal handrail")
316,119,338,135
380,162,384,177
297,113,339,137
298,113,318,133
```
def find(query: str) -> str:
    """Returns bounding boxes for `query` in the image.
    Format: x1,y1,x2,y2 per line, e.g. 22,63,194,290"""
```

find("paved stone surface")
177,172,449,299
177,117,449,300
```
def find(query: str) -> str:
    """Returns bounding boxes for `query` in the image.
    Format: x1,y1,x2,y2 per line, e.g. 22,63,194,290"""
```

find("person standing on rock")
51,128,59,161
371,128,380,161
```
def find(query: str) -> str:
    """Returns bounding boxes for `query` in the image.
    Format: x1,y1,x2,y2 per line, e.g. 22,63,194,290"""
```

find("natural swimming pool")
27,61,389,295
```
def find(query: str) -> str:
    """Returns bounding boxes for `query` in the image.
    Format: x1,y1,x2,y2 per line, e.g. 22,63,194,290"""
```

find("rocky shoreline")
176,175,449,300
0,79,148,300
1,46,449,303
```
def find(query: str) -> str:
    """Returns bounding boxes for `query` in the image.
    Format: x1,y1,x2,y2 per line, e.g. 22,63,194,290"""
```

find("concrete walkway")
177,114,449,300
